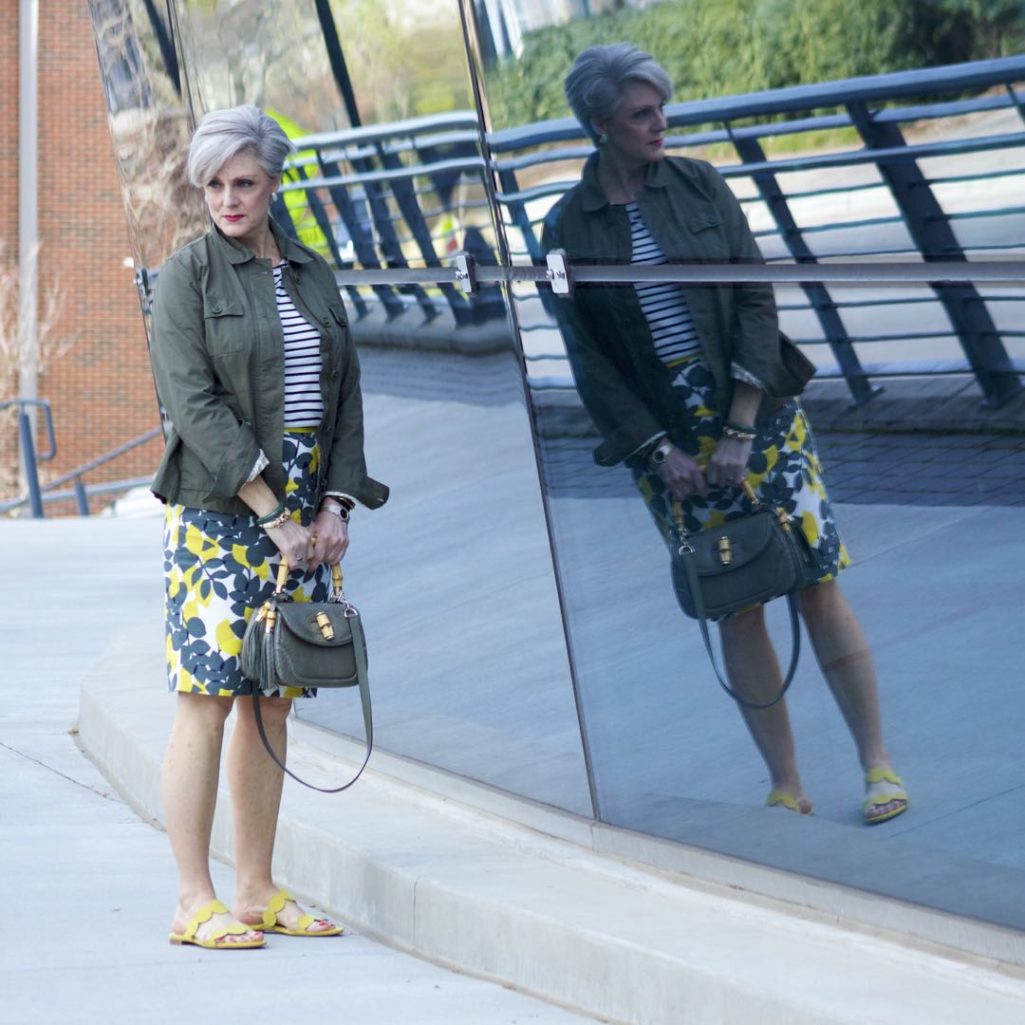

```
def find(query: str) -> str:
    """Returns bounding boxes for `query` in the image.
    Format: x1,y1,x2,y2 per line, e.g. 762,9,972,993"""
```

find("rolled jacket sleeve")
148,254,263,501
322,316,389,508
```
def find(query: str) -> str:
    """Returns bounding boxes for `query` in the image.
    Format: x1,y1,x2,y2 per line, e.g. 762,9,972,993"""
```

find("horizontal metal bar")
336,261,1025,290
487,55,1025,152
281,155,487,194
0,476,153,514
296,111,480,150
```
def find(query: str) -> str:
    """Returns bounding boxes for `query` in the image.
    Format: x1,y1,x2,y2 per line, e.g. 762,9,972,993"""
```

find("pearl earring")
597,132,608,146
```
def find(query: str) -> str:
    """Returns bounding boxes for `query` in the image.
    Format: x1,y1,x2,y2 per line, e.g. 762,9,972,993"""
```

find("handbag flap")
271,601,363,689
275,601,356,648
683,510,783,577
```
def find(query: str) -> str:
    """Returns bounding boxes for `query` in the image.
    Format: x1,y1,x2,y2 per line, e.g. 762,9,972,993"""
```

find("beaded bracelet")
263,510,291,531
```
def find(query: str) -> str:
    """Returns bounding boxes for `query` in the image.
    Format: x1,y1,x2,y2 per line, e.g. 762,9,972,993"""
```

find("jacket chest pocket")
203,298,246,356
680,210,729,261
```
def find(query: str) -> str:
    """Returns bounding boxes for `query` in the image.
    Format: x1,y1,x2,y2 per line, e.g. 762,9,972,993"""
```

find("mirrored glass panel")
467,0,1025,928
89,0,205,274
98,0,592,813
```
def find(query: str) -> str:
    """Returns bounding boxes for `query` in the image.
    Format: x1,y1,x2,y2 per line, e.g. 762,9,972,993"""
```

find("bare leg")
229,695,339,933
719,606,812,813
162,692,263,944
799,581,906,821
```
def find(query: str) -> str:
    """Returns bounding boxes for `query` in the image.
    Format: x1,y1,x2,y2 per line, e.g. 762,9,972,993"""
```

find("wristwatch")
320,500,349,522
648,438,674,467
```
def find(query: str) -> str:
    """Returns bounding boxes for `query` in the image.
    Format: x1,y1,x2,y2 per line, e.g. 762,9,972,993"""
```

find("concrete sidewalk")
4,515,1025,1025
0,517,591,1025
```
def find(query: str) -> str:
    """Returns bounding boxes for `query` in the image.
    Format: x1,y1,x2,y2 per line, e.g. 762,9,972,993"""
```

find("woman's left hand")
308,510,349,572
705,436,754,490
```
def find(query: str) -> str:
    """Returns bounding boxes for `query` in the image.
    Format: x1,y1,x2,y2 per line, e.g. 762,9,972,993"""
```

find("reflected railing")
271,111,501,325
272,56,1025,407
490,55,1025,408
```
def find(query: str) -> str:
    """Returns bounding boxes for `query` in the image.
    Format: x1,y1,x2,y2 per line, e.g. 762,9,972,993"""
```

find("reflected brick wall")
2,0,162,514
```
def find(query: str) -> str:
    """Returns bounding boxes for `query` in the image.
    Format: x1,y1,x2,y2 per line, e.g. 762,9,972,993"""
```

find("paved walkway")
0,517,591,1025
540,430,1025,504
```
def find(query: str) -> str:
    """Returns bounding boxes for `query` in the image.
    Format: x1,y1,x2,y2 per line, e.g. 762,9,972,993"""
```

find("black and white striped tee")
273,264,324,428
626,202,702,365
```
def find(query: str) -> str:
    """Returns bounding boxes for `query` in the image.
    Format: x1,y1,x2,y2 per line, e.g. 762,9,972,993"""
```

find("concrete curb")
78,625,1025,1025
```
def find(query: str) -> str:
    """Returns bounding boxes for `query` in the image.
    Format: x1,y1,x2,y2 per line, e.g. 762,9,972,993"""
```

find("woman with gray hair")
149,104,387,948
543,44,907,826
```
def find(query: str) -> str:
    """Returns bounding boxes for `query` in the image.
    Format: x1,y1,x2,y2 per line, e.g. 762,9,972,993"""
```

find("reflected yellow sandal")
765,789,813,815
169,899,266,949
256,889,343,937
863,767,908,825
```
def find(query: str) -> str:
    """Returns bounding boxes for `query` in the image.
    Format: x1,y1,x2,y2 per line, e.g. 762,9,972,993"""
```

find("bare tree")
0,245,76,502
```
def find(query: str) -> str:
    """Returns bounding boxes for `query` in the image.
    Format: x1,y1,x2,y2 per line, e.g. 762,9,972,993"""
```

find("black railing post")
730,135,881,407
847,101,1021,407
73,477,90,516
17,409,44,519
316,155,407,320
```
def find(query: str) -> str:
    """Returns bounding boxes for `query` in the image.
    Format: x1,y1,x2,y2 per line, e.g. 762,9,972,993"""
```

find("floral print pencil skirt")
632,356,850,584
163,430,332,698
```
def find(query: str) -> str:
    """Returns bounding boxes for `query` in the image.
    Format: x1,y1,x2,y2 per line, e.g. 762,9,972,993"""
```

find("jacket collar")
210,216,313,266
579,152,671,212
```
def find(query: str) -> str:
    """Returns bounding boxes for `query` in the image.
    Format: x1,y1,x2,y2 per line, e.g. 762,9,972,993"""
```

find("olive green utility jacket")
541,154,813,467
149,219,388,514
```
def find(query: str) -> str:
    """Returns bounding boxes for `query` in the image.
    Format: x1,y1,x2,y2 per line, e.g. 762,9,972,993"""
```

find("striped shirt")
626,202,702,366
274,264,324,428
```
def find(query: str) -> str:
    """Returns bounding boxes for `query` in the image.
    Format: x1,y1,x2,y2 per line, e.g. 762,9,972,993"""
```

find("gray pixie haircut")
564,43,673,144
186,104,293,187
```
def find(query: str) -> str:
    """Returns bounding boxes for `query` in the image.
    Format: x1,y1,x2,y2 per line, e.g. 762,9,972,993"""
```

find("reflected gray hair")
186,104,293,187
564,43,673,144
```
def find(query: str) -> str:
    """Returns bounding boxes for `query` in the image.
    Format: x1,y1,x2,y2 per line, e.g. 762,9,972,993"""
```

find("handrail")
0,410,160,517
160,57,1025,410
485,55,1025,150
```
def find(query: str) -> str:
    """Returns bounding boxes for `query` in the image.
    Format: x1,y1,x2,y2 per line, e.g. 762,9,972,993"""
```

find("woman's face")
596,80,668,167
202,150,279,252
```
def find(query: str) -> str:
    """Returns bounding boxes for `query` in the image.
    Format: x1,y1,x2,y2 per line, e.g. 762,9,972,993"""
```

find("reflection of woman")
543,45,907,825
149,105,388,948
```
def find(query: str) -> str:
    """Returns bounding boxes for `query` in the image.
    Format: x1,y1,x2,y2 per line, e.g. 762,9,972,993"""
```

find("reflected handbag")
670,482,814,709
241,562,372,792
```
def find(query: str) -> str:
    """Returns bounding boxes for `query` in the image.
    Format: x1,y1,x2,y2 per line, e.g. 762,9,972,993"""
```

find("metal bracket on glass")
545,249,574,297
453,253,477,294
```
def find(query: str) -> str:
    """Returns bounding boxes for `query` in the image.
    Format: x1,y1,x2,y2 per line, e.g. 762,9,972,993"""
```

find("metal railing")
488,56,1025,407
0,397,159,518
268,56,1025,408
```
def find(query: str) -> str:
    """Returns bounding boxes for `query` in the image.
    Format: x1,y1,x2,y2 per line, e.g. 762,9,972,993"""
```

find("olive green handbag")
241,562,372,792
670,482,816,709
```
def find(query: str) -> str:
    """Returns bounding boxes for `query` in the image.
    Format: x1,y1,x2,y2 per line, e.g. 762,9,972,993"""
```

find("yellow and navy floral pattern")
163,431,332,698
633,357,850,584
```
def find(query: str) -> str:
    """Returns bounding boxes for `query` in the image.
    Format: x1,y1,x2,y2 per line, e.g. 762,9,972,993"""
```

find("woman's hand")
658,446,708,500
705,436,754,490
264,517,315,573
308,509,349,572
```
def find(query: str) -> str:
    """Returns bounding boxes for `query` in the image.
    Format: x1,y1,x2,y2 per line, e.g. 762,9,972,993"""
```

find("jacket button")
210,302,222,313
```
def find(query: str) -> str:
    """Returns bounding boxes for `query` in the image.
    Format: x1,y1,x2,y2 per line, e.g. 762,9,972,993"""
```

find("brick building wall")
3,0,163,515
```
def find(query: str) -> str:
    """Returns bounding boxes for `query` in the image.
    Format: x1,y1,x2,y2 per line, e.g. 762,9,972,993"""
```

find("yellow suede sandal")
169,899,266,949
863,767,908,825
256,889,343,937
765,788,814,814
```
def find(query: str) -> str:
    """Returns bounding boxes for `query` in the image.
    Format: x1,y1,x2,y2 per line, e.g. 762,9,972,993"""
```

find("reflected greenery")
483,0,1025,130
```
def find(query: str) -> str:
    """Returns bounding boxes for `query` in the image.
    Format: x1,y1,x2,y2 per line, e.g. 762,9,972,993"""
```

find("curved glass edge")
464,0,1025,934
136,0,593,815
